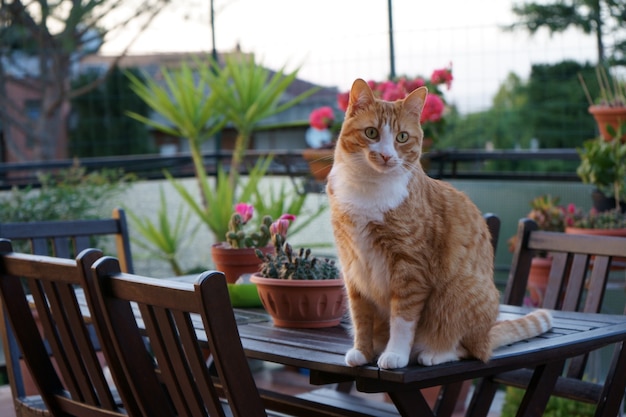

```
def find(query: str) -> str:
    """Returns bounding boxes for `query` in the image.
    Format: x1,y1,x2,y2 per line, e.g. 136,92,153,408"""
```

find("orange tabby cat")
327,79,552,369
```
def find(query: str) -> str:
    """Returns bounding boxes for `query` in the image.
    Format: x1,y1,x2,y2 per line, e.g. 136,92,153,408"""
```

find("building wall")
3,77,69,163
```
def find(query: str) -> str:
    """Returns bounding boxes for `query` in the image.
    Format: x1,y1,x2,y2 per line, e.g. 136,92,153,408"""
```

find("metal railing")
0,148,582,190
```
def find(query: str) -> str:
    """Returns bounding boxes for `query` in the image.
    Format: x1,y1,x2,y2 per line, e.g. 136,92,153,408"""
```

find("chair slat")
542,251,569,308
561,253,590,311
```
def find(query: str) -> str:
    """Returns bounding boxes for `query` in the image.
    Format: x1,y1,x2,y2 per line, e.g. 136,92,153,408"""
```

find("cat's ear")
404,86,428,118
347,78,375,115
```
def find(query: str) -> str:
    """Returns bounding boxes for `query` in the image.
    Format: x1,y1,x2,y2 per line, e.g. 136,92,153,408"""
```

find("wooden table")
75,285,626,417
230,305,626,417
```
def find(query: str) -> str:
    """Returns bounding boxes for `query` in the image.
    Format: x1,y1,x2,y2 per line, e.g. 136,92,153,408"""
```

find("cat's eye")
364,127,379,139
396,132,409,143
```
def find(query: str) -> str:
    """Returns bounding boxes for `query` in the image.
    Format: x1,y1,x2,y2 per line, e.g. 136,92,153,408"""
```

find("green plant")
165,157,273,242
224,203,273,249
567,207,626,229
577,135,626,208
255,234,340,280
579,65,626,108
0,163,132,223
126,59,326,244
125,187,197,276
70,67,154,157
0,164,132,254
126,61,225,217
250,179,328,242
526,194,567,232
202,54,319,186
501,386,596,417
508,195,567,255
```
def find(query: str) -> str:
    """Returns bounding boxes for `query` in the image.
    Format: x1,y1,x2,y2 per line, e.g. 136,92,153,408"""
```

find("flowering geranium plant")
225,203,296,249
343,64,452,142
307,64,453,149
309,106,335,130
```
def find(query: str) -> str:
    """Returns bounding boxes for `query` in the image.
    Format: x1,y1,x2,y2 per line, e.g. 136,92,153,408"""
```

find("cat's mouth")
371,158,401,173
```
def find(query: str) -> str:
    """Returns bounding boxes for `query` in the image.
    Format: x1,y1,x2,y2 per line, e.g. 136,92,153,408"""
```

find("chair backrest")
86,256,268,417
0,240,140,417
0,207,134,274
484,213,500,255
0,207,134,406
505,218,626,377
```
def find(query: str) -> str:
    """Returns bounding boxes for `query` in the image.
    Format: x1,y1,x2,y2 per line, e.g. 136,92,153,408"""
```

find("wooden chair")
467,218,626,417
0,240,141,417
0,208,134,415
0,207,134,273
87,256,402,417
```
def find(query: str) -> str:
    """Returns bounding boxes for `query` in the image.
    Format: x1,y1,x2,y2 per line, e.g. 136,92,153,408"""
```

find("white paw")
345,348,368,367
417,350,460,366
377,351,409,369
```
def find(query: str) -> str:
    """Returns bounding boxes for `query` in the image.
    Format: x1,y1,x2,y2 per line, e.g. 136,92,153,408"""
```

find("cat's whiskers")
306,152,335,176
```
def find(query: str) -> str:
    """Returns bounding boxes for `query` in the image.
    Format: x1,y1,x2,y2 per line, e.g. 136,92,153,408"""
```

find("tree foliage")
525,61,598,148
0,0,168,161
69,67,154,157
439,73,531,151
509,0,626,64
438,61,598,176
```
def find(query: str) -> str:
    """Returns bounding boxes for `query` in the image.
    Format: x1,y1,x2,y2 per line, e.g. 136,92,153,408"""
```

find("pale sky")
101,0,599,113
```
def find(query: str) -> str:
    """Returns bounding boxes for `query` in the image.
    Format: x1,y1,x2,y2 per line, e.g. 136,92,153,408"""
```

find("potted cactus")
211,203,292,283
250,232,346,328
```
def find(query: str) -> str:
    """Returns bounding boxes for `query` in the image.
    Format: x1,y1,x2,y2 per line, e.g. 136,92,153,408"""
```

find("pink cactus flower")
234,203,254,223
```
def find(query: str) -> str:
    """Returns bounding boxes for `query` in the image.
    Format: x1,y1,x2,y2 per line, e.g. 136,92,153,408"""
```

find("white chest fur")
329,162,411,305
329,162,411,223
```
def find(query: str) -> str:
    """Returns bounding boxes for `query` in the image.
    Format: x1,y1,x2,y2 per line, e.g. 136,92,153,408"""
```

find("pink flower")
234,203,254,223
374,81,396,99
430,66,453,90
309,106,335,130
269,214,296,237
421,94,445,123
270,220,289,237
381,83,406,101
404,77,426,93
279,213,296,222
337,92,350,112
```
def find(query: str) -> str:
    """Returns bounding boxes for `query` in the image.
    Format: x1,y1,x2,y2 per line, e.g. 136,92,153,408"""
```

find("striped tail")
489,309,553,350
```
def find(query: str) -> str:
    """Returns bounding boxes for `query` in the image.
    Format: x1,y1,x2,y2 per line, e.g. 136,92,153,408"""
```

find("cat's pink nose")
381,154,391,162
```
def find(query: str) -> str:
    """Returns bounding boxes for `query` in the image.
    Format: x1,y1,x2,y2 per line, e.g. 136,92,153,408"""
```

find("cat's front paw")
345,348,369,367
417,350,459,366
377,351,409,369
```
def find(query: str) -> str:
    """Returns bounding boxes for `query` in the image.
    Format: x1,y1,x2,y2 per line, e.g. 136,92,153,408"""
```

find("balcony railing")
0,148,582,190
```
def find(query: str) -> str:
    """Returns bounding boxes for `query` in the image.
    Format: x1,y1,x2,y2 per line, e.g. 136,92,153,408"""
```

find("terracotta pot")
565,227,626,268
250,274,347,328
588,105,626,141
211,243,273,284
302,148,334,182
528,257,552,306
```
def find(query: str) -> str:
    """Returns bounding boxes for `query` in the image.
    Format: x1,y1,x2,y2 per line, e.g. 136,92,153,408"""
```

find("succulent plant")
225,212,272,249
255,234,340,280
571,207,626,229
